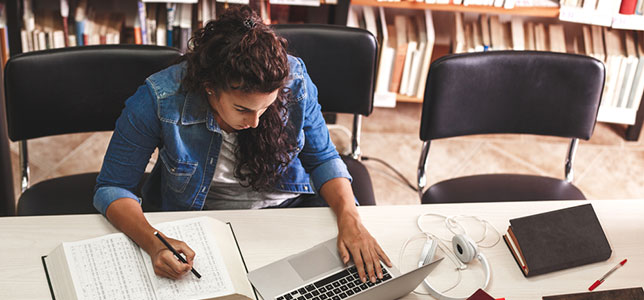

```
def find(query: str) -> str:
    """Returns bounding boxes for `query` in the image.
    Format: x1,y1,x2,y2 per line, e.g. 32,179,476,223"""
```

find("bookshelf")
351,0,559,17
2,0,348,56
349,1,644,141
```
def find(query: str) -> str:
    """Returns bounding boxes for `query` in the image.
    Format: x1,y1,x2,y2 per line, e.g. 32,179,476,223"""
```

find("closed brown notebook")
503,204,612,277
543,287,644,300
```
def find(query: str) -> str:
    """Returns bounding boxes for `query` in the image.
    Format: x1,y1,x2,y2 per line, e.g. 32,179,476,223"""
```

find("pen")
588,259,627,291
154,231,201,279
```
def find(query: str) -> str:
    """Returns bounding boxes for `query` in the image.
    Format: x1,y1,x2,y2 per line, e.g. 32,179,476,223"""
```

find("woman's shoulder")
286,55,312,104
144,62,186,100
287,55,306,81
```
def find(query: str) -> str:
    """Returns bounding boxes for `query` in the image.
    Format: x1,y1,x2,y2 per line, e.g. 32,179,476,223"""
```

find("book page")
64,233,156,300
143,217,236,300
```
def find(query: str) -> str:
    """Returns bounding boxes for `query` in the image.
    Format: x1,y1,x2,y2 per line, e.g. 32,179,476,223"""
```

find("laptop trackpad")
288,245,343,281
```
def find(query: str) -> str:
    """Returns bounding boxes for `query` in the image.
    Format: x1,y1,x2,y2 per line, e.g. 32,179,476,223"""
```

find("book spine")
620,0,638,14
167,3,176,47
137,1,147,44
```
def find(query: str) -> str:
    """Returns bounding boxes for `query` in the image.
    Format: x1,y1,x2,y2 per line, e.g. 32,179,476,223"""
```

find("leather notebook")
542,287,644,300
503,204,612,277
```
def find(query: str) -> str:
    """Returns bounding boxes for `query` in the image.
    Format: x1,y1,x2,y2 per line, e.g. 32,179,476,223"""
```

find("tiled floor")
7,102,644,207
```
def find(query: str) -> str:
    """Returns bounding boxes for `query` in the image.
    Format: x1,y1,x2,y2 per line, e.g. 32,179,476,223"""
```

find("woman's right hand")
149,235,196,280
104,198,197,280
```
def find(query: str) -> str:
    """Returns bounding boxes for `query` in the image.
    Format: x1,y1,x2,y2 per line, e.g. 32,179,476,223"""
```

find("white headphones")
410,214,496,300
419,234,490,300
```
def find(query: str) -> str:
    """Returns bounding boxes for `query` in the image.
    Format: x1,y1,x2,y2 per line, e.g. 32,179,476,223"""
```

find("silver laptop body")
248,238,443,300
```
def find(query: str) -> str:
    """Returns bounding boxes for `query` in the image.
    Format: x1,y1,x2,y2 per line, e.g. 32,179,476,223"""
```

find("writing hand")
150,235,196,280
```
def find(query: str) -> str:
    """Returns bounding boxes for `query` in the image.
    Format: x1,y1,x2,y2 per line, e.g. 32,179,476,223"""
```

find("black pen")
154,231,202,279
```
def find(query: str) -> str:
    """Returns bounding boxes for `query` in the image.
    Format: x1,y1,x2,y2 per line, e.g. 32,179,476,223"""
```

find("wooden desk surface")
1,200,642,299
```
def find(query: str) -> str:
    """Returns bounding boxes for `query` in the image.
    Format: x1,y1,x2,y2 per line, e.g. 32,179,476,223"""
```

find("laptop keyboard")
276,264,393,300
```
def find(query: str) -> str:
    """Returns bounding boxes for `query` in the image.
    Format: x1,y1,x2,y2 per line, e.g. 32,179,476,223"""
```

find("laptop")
248,238,443,300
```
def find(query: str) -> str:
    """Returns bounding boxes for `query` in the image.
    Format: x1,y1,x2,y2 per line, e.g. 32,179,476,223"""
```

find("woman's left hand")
336,211,393,284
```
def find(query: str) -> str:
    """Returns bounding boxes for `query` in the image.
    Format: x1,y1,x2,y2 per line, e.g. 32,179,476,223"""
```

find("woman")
94,6,390,283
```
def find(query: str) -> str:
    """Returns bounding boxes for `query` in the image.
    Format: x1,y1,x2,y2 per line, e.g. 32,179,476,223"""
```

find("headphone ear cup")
452,234,477,264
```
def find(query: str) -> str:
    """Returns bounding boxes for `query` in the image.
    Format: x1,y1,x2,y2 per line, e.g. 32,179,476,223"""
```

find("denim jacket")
94,56,351,214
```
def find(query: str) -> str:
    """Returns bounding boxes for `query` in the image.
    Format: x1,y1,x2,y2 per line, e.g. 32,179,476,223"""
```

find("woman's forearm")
105,198,162,255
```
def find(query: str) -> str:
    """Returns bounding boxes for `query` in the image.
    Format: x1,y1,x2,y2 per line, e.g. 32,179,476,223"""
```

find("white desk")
1,200,642,299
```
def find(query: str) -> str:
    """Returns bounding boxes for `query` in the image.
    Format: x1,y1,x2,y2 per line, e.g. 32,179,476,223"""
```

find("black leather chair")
417,51,605,204
4,45,182,215
0,71,15,216
273,24,378,205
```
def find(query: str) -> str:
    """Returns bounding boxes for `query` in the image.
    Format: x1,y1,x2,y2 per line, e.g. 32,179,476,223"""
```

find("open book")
42,216,255,300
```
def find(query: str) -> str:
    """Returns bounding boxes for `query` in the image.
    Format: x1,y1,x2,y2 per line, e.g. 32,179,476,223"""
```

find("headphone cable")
361,156,419,192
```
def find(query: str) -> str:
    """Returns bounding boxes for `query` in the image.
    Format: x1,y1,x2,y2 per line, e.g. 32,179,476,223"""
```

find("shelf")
558,6,613,27
612,13,644,31
351,0,560,18
596,106,638,125
397,94,423,103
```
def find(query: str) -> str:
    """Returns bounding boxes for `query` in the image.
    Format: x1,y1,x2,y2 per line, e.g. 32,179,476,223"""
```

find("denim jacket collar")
180,90,221,133
149,61,221,134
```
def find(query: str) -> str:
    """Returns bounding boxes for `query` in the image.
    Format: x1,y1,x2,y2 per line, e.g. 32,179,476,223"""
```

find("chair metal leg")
417,141,431,200
565,138,579,183
19,140,29,192
350,115,362,160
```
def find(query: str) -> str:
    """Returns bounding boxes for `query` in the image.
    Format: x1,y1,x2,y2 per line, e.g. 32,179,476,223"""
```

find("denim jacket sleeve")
294,57,352,191
94,84,161,215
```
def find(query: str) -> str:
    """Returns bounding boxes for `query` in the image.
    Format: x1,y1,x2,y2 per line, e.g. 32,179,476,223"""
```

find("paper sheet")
144,217,236,300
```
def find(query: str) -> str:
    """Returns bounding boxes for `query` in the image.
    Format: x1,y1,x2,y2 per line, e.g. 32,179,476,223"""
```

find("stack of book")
560,0,644,30
351,6,644,125
450,13,644,125
347,6,436,107
369,0,559,9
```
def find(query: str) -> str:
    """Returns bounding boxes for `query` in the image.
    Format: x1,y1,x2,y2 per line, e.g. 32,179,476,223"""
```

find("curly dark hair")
182,6,295,191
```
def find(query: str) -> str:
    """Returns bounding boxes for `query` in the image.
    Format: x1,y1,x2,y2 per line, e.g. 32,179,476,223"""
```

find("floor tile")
47,132,112,178
448,143,540,189
22,132,95,171
487,140,604,181
575,148,644,199
9,150,44,206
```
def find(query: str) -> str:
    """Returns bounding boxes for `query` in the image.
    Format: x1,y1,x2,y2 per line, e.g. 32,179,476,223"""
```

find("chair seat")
17,172,152,216
421,174,586,204
17,173,100,215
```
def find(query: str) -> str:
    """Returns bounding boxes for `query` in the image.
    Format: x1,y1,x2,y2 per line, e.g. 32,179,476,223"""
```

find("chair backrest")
0,78,15,216
272,24,377,116
420,51,605,141
4,45,183,141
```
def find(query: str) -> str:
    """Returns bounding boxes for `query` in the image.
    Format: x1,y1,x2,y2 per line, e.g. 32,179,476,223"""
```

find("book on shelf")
510,18,524,51
42,216,255,300
411,9,436,99
503,204,612,277
400,15,418,95
618,31,639,108
524,21,535,51
620,0,638,14
389,15,409,94
373,7,396,107
533,23,547,51
488,15,504,50
0,2,8,67
543,287,644,300
453,12,466,53
548,24,566,53
627,31,644,110
479,14,490,50
604,27,626,109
